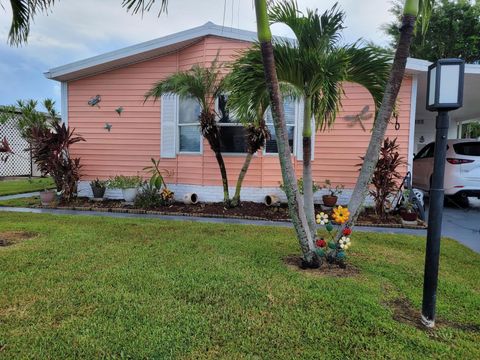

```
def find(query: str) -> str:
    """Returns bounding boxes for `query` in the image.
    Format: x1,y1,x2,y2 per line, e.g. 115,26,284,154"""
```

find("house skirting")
77,181,356,204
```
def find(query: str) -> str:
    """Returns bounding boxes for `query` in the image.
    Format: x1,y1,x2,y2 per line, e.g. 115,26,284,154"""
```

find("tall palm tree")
347,0,435,229
262,1,392,239
254,0,317,266
145,60,232,206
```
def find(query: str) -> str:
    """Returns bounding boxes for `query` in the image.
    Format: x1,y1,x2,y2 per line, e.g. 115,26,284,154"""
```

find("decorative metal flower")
339,236,351,250
104,123,113,132
332,206,350,224
315,212,329,225
115,106,124,115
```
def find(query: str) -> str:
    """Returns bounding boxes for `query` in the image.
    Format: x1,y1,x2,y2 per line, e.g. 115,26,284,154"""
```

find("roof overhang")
44,22,259,82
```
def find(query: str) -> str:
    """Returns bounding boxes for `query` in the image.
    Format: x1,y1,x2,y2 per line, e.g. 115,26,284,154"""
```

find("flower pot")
40,190,56,206
322,195,338,207
183,193,198,205
90,185,106,200
401,211,417,222
264,194,280,207
122,188,138,203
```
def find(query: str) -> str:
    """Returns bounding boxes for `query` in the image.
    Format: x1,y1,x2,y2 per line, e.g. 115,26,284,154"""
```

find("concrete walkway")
0,205,426,236
0,192,39,200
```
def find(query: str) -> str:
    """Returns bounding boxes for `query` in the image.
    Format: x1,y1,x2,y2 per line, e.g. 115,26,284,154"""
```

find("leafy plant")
142,158,173,191
90,178,107,189
134,184,164,209
0,137,13,163
279,177,320,196
27,121,84,202
107,175,142,189
322,179,344,197
364,138,405,220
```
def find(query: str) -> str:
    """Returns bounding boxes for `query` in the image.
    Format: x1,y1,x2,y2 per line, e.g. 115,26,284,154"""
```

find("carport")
409,58,480,156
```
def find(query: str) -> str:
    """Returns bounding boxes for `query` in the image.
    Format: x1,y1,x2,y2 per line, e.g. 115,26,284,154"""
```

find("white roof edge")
44,21,259,81
406,57,480,74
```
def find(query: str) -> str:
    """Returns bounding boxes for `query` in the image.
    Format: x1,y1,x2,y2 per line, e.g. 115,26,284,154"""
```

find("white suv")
413,139,480,206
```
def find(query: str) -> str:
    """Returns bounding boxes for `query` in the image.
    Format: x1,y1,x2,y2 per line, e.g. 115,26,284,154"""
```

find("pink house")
44,22,420,203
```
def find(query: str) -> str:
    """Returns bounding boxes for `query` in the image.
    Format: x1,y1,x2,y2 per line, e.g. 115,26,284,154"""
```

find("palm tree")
254,0,317,266
145,60,232,206
347,0,435,229
258,1,391,239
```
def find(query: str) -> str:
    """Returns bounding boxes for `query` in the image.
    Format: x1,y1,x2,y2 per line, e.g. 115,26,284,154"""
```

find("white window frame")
177,96,203,155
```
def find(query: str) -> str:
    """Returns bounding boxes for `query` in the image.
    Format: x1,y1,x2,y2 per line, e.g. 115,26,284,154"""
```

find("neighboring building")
44,22,480,202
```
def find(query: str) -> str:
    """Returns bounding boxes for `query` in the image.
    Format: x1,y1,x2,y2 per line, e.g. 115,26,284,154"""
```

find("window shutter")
296,98,304,160
160,94,178,158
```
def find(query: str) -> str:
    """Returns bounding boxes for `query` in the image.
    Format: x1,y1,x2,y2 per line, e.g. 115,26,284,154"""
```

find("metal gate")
0,114,32,177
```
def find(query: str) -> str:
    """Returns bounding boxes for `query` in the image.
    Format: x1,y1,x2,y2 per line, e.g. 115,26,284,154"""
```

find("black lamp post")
422,58,465,328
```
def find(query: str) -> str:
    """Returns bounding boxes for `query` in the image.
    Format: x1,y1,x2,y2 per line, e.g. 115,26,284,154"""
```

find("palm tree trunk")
254,0,317,265
347,2,417,229
231,152,254,207
302,96,316,238
214,150,231,206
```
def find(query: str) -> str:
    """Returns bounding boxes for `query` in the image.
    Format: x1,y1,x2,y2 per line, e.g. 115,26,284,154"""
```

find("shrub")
107,175,143,189
322,179,344,197
134,184,164,209
27,121,84,202
367,137,405,220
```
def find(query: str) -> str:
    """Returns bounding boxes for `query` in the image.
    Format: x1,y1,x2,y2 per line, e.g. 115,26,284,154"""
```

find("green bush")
134,184,165,209
107,175,142,189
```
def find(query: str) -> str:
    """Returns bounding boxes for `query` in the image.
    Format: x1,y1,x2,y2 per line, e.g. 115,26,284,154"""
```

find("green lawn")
0,177,54,196
0,213,478,359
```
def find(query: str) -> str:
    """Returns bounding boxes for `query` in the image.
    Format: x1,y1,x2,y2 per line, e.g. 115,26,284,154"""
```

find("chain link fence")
0,112,33,177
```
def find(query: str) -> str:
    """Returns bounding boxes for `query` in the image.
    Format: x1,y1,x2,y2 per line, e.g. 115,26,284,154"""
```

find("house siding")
68,35,412,196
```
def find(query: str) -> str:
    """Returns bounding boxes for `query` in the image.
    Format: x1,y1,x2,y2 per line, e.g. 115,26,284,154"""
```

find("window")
414,143,434,159
453,142,480,156
217,94,248,153
265,98,296,153
178,97,201,153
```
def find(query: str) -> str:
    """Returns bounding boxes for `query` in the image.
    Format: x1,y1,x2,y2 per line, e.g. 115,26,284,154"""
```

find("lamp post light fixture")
422,58,465,328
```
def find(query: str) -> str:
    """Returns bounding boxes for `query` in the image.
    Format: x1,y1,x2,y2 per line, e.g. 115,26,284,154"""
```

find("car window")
453,142,480,156
415,143,433,159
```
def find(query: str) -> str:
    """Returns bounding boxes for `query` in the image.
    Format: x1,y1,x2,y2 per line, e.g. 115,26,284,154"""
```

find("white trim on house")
60,82,68,126
408,74,418,174
44,22,268,82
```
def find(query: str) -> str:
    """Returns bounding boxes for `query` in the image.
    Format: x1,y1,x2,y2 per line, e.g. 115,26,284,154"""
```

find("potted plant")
400,190,418,226
39,188,56,206
90,178,107,201
322,179,344,207
107,175,142,203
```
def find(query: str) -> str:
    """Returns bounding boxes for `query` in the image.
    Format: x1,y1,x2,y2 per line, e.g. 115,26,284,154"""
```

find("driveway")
425,198,480,253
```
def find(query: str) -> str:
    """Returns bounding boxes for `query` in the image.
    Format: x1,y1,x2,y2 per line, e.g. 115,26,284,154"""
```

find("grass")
0,212,478,359
0,196,40,207
0,177,54,196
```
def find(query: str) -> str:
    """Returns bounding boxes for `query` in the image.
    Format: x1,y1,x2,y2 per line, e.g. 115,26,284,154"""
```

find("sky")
0,0,396,111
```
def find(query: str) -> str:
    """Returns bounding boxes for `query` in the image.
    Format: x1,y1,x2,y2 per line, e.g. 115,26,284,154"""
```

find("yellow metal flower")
332,206,350,224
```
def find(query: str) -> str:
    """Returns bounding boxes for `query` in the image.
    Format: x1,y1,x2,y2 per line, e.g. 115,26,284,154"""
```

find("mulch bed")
0,231,37,247
283,255,360,278
31,198,426,229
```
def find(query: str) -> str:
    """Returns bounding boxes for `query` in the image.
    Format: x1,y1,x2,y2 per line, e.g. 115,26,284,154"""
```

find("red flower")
316,238,327,248
343,227,352,236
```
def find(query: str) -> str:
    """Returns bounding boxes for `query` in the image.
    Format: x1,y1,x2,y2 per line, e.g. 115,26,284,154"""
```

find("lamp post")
422,58,465,328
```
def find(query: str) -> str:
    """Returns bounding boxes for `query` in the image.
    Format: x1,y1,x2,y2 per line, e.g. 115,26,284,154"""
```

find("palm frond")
6,0,56,45
145,58,225,112
269,0,345,51
122,0,168,15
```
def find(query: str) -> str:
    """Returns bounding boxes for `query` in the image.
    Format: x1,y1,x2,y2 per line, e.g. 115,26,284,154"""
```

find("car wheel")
447,194,470,208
